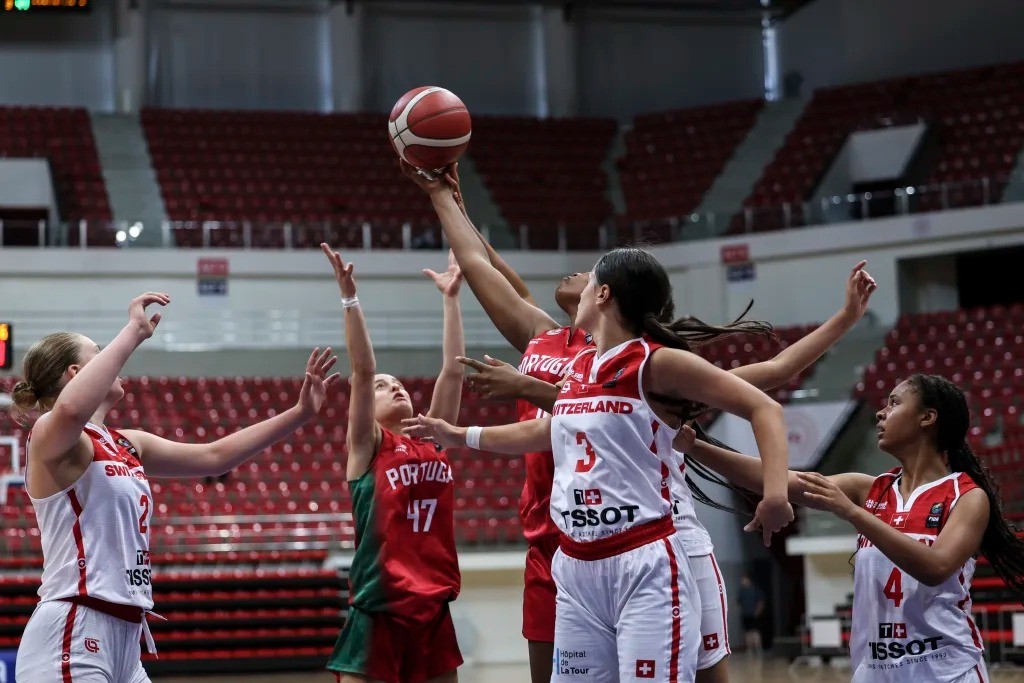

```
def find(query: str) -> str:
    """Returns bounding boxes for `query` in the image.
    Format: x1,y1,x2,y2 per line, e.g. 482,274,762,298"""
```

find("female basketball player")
12,292,339,683
681,373,1024,682
321,244,465,683
401,159,876,683
405,246,795,682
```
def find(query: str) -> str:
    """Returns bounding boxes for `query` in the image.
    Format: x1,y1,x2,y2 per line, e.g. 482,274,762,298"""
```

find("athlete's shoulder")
953,471,979,494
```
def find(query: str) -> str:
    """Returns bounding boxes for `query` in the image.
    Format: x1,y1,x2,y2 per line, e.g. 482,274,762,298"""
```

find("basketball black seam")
392,106,468,139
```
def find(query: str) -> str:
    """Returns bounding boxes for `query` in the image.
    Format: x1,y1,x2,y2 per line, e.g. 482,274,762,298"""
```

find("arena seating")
617,99,763,229
736,61,1024,233
468,115,618,250
0,106,111,241
142,108,438,249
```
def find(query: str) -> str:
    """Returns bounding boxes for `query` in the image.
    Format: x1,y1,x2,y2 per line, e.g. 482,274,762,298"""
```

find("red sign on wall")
197,258,229,296
720,243,750,264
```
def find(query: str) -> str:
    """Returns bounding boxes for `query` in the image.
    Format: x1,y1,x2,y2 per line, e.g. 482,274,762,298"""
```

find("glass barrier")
0,174,1015,251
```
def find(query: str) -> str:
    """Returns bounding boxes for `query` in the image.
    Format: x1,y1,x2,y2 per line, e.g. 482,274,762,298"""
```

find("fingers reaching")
456,356,489,372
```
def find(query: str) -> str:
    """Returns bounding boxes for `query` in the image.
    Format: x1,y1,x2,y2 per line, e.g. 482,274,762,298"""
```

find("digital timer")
0,323,11,370
3,0,89,10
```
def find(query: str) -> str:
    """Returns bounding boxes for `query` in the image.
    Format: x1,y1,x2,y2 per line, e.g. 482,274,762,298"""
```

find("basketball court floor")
159,656,1024,682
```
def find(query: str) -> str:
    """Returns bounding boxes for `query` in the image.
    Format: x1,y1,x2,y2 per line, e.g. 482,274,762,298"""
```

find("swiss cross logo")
573,489,603,506
635,660,655,678
703,633,719,651
894,623,907,639
878,622,907,639
891,514,906,528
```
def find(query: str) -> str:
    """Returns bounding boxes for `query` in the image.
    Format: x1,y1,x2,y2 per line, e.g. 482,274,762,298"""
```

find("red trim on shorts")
975,664,984,682
709,553,731,655
663,537,682,681
559,516,673,561
67,490,87,596
61,601,78,683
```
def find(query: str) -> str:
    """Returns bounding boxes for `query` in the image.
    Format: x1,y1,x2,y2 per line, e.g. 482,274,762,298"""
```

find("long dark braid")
909,373,1024,598
683,422,759,515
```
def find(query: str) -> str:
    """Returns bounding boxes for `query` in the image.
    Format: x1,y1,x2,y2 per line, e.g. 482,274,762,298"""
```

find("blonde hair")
10,332,85,425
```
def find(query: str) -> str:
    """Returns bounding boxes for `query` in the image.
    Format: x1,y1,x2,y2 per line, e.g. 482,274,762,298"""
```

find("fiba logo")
85,638,100,653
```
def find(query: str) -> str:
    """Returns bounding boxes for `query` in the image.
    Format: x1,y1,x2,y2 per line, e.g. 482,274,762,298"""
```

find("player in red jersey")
681,374,1024,682
12,293,338,683
321,245,465,683
401,161,590,681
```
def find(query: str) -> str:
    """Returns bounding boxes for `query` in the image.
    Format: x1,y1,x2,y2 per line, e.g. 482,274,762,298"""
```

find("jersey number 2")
407,499,437,533
138,494,150,534
575,432,597,472
883,567,904,607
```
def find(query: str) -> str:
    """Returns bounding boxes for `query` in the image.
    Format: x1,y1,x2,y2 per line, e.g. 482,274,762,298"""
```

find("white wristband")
465,426,483,450
342,296,359,309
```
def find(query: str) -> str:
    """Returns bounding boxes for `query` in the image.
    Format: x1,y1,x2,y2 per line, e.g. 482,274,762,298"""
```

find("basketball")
388,86,472,170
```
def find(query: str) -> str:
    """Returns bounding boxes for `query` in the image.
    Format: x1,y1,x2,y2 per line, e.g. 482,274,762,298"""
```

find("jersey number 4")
575,432,597,473
883,567,904,607
407,499,438,533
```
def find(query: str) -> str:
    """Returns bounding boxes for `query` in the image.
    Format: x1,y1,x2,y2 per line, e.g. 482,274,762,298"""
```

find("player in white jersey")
457,261,877,681
11,293,338,683
682,373,1024,682
406,247,795,682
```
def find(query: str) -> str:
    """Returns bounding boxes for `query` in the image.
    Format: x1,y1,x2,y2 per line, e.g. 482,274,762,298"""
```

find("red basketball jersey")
516,326,591,545
347,429,460,621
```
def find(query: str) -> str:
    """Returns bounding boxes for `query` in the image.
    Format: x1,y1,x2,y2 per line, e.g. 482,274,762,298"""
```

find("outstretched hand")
796,471,859,518
297,347,341,418
128,292,170,341
321,243,357,299
400,159,460,198
458,355,525,400
842,260,877,321
423,249,463,298
401,414,467,449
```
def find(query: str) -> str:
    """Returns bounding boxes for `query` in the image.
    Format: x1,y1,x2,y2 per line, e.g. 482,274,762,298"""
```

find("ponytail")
909,373,1024,600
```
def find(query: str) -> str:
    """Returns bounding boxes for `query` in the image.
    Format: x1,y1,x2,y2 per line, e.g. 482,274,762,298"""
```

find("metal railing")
0,173,1016,251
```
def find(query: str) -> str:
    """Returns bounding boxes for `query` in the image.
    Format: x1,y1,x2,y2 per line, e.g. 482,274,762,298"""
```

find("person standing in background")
738,573,766,655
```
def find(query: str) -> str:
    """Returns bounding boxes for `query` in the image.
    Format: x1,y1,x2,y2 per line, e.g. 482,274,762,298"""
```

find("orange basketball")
388,86,472,170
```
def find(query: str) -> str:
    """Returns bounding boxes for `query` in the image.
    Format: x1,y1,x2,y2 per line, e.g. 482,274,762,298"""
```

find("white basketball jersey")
29,423,154,610
850,468,986,683
550,338,679,550
670,450,714,556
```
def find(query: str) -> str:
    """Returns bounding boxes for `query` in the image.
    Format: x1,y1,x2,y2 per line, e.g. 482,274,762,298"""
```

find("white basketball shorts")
16,600,150,683
551,532,700,683
691,552,730,670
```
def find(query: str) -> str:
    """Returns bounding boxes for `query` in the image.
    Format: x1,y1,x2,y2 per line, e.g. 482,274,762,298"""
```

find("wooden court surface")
158,656,1024,682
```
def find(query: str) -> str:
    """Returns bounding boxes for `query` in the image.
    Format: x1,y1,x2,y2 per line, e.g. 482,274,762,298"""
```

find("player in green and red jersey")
322,244,465,683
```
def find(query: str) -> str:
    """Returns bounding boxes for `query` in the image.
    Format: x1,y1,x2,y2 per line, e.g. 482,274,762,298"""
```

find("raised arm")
29,292,168,464
677,424,876,509
424,251,466,424
124,349,339,478
448,163,537,306
650,348,793,545
322,244,381,480
799,471,990,586
730,261,877,391
403,414,552,455
401,161,557,352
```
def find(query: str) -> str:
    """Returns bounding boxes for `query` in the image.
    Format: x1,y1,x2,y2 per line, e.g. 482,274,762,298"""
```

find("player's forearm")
431,191,491,269
206,405,309,474
439,295,465,375
514,375,559,413
770,308,858,384
686,437,819,505
343,305,376,377
54,325,142,422
844,507,952,586
749,402,789,502
478,417,551,454
481,236,535,303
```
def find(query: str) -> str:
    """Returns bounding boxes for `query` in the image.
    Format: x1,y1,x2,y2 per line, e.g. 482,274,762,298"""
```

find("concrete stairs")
89,113,167,247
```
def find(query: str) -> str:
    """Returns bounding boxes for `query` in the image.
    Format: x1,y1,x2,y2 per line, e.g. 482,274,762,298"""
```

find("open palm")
297,347,340,417
423,249,463,297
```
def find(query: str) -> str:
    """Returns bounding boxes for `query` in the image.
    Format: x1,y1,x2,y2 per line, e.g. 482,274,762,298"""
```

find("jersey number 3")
883,567,904,607
575,432,597,473
407,499,438,533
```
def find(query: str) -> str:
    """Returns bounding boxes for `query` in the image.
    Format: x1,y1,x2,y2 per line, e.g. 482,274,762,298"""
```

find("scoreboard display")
3,0,90,10
0,324,10,370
